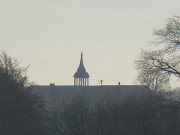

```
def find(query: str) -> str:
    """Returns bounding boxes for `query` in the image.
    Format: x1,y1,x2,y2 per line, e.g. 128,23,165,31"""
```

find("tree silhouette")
0,52,48,135
135,16,180,91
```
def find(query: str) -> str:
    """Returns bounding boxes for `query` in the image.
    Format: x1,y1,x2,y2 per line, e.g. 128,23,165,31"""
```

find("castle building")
32,53,148,106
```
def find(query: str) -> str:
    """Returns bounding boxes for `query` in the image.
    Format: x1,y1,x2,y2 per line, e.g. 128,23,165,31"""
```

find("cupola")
73,53,90,86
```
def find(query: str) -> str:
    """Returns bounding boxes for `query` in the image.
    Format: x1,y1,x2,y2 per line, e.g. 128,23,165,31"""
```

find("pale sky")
1,0,180,85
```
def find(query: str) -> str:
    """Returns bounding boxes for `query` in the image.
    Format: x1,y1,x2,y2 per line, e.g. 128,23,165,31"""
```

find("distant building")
32,85,147,106
32,53,148,106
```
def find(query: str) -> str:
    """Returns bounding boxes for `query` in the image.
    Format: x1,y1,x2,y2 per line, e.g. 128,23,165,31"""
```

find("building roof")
32,85,148,106
73,53,90,78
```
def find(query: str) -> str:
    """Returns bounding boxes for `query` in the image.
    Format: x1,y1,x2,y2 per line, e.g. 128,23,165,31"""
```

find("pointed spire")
80,52,83,65
73,53,90,78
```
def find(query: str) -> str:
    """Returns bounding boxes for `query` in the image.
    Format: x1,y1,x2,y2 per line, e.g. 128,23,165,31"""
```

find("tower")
73,53,90,86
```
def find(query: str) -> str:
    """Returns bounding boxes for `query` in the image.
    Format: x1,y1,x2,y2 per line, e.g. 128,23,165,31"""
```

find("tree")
135,16,180,134
135,50,171,91
153,16,180,52
0,52,48,135
48,93,90,135
48,90,180,135
135,16,180,91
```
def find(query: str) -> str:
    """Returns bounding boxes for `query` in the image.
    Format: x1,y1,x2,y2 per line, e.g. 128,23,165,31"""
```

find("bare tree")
135,16,180,91
48,93,90,135
153,16,180,52
135,50,171,91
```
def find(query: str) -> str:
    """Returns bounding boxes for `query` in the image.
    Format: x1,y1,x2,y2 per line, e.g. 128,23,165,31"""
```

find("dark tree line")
47,91,180,135
0,52,48,135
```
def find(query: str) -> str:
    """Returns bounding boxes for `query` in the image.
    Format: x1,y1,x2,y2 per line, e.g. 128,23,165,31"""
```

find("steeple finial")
80,52,83,65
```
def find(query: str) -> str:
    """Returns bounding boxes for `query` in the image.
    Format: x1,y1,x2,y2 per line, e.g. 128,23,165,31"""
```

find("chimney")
50,83,55,87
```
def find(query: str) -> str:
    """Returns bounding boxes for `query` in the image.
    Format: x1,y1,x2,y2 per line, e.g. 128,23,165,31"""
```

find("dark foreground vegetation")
0,52,48,135
47,91,180,135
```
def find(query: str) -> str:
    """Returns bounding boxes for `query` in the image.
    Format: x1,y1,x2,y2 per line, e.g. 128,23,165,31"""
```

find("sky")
1,0,180,86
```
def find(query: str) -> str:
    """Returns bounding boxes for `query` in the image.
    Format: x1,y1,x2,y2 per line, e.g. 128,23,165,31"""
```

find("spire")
73,53,90,78
80,52,83,65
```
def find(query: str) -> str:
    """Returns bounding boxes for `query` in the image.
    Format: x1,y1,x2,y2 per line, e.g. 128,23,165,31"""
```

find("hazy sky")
1,0,180,85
